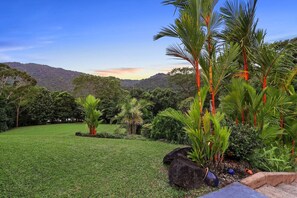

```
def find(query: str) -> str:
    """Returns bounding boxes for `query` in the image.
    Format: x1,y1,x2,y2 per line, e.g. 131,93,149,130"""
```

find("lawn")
0,123,211,197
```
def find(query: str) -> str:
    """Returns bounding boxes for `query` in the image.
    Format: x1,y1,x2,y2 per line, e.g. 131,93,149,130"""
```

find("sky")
0,0,297,80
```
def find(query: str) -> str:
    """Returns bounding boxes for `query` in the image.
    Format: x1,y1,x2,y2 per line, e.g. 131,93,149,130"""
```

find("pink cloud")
94,67,143,77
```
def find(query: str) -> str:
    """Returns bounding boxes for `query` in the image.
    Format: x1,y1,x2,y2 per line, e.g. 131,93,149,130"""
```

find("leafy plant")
249,143,294,172
161,87,231,166
114,98,151,134
76,95,102,135
226,122,262,160
141,124,152,138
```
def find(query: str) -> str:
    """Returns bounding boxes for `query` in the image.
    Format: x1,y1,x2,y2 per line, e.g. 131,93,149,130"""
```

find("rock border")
240,172,297,189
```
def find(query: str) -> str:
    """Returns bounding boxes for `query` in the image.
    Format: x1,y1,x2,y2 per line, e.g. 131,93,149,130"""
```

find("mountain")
121,73,169,90
4,62,169,92
5,62,83,92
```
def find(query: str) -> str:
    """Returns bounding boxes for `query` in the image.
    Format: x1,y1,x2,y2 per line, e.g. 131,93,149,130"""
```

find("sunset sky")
0,0,297,79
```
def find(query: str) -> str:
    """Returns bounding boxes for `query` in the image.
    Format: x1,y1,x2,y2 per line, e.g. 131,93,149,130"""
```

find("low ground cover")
0,123,212,197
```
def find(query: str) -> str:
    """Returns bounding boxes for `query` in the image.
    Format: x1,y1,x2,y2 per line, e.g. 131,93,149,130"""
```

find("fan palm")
115,98,150,134
154,0,206,111
220,0,259,81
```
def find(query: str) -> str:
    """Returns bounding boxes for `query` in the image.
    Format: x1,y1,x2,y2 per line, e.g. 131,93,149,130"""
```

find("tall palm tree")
154,0,206,111
221,0,259,81
201,0,220,114
200,43,240,114
252,44,290,103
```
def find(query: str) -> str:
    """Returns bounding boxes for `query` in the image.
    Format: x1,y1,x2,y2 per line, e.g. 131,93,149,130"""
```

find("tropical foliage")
161,87,230,166
114,98,151,134
76,95,102,135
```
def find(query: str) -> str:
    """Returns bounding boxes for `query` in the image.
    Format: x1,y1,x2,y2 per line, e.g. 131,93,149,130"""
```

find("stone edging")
240,172,297,189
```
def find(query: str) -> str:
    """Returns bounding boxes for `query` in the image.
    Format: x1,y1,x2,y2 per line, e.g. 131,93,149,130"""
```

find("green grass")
0,123,212,197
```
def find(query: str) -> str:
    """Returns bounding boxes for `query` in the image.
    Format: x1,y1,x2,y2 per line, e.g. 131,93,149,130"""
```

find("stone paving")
201,172,297,198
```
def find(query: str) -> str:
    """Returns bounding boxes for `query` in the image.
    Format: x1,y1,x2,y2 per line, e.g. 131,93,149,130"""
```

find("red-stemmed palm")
252,44,290,104
220,0,259,81
154,0,206,111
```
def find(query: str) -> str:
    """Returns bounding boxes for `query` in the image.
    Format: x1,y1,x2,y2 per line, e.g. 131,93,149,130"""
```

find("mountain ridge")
3,62,169,92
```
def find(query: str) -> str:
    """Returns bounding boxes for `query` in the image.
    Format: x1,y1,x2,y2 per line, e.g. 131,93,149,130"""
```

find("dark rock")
75,132,83,136
168,154,206,190
163,147,192,165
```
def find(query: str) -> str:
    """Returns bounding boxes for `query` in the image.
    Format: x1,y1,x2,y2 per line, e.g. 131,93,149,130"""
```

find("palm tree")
154,0,206,111
161,87,230,165
220,78,247,124
220,0,259,81
252,44,290,103
115,98,150,134
201,0,220,115
200,43,240,114
76,95,102,135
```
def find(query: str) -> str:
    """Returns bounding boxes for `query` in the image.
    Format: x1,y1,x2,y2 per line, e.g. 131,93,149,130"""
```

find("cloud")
0,41,35,52
94,67,143,77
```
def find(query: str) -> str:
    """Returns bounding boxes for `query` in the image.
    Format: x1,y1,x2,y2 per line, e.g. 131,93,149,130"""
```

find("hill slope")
5,62,83,92
4,62,169,92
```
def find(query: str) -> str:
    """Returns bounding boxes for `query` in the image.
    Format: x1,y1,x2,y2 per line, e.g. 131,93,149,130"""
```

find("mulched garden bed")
209,158,259,188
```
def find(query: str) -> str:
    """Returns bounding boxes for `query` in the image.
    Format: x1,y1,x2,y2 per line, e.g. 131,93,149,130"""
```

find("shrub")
150,109,188,144
226,122,262,160
249,143,294,172
141,124,152,138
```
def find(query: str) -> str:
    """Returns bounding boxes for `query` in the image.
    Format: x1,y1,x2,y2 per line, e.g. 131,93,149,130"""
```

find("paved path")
255,182,297,198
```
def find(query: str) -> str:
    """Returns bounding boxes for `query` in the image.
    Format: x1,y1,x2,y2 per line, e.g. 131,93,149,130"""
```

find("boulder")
75,132,83,136
163,147,192,165
168,154,206,190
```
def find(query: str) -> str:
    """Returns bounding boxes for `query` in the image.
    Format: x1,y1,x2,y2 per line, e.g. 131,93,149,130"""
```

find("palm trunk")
241,110,245,124
280,114,284,128
242,47,249,81
263,76,267,104
195,60,202,112
208,37,216,115
236,118,239,125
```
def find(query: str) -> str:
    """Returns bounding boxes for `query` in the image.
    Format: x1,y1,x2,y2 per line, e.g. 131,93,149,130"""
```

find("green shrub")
226,122,262,160
141,124,152,138
249,143,294,172
150,109,188,144
0,98,8,132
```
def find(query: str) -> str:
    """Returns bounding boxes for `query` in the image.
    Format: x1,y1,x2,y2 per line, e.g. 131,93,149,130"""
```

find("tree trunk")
16,106,20,128
241,110,245,124
208,37,216,115
263,76,267,104
242,48,249,81
92,127,97,135
195,60,202,112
